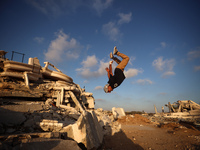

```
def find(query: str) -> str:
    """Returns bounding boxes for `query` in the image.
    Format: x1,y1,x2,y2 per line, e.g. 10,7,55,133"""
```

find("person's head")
104,84,113,93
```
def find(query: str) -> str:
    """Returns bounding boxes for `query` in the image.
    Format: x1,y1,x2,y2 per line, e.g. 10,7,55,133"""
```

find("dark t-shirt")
108,68,126,89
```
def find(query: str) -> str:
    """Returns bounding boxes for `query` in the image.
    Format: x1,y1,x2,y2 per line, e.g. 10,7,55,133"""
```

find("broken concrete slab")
0,109,26,126
95,109,121,136
24,119,35,127
60,110,104,150
90,110,103,143
0,133,82,150
112,107,126,119
19,139,82,150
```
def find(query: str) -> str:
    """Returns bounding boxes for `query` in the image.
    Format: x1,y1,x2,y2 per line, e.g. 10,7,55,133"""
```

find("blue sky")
1,0,200,112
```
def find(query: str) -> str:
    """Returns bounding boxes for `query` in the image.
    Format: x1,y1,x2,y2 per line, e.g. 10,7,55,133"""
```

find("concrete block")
1,102,43,113
90,110,103,143
72,114,87,146
112,107,126,119
61,124,74,139
63,111,103,150
0,110,26,126
19,139,81,150
83,111,102,149
87,97,95,109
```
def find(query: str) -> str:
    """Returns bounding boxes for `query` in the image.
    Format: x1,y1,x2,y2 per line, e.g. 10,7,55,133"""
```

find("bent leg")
112,57,121,64
116,52,129,71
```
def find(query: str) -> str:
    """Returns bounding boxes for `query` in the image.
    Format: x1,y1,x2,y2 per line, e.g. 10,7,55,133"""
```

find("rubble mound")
117,114,151,125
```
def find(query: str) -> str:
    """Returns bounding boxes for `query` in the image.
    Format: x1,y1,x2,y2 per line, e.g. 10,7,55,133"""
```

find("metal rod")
11,51,14,60
22,54,25,62
11,51,25,62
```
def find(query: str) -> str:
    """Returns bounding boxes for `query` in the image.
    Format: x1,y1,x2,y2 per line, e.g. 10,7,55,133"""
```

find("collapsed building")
153,99,200,125
164,100,200,119
0,50,121,149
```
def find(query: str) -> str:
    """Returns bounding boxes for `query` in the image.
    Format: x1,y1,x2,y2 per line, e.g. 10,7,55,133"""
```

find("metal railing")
11,51,25,62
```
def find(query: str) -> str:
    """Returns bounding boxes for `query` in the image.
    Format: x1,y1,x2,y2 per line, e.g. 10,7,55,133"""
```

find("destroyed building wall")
0,50,95,110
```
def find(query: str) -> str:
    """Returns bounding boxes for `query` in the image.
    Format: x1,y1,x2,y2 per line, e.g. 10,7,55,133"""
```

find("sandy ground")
101,114,200,150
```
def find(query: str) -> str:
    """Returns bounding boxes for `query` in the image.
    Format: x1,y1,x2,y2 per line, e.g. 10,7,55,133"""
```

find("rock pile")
0,100,122,149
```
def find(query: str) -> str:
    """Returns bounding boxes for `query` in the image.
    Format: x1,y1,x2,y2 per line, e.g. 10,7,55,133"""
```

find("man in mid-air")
104,46,129,93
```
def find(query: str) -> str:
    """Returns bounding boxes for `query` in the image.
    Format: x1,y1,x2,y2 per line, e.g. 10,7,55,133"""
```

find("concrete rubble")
151,100,200,129
0,50,122,150
112,107,126,120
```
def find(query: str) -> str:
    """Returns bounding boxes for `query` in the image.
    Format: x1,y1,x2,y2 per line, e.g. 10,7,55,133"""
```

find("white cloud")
118,12,132,25
76,57,108,79
27,0,82,17
135,79,153,85
82,55,98,68
124,68,143,78
187,47,200,61
161,71,175,78
92,0,113,15
152,56,176,78
128,56,136,65
152,57,165,71
160,42,166,48
194,66,200,71
102,12,132,41
28,0,113,17
77,55,141,79
102,22,122,42
44,30,81,63
94,86,103,90
34,37,44,43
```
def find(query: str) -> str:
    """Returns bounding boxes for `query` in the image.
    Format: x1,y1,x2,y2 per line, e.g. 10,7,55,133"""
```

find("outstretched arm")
105,67,110,79
105,61,113,79
109,61,113,76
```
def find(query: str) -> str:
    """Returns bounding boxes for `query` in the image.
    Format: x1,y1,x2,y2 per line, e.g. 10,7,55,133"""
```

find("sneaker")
110,52,113,59
113,46,118,55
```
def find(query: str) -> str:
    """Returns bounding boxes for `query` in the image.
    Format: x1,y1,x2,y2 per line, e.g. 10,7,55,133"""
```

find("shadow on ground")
100,130,143,150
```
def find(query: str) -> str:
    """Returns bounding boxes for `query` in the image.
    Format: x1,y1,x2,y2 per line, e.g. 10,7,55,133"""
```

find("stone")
112,107,126,119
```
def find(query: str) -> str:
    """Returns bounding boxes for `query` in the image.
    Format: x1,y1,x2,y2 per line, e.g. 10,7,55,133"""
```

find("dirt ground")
101,114,200,150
